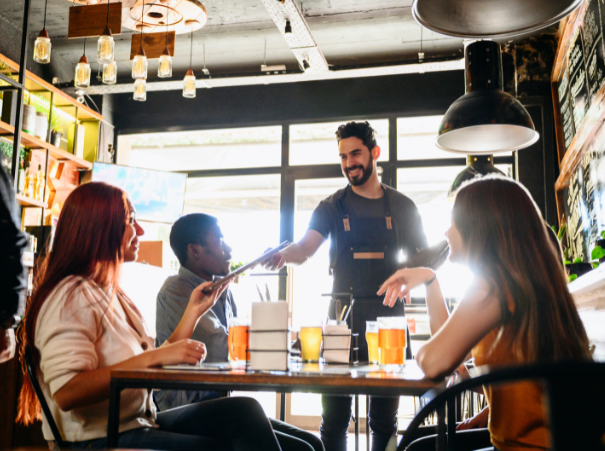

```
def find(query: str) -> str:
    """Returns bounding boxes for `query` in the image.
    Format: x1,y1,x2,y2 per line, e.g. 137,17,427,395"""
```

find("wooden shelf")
0,53,103,121
0,120,93,169
15,193,47,208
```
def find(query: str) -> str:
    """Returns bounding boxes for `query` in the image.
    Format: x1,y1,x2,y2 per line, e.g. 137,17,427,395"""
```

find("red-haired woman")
17,182,321,451
379,176,591,451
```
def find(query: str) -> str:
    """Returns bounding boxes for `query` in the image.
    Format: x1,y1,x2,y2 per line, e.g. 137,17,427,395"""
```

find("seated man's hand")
0,328,16,363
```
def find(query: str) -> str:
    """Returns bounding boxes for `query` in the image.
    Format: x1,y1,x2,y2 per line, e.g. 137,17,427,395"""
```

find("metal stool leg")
280,392,286,421
355,394,359,451
366,395,370,451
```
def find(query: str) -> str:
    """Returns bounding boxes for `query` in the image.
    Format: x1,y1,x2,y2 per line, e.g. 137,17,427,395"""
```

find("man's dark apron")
328,185,412,362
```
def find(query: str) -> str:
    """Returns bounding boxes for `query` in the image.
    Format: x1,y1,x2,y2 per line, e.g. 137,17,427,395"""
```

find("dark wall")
112,70,465,134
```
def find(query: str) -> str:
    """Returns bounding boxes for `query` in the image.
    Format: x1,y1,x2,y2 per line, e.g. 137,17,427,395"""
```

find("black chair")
24,346,70,450
397,361,605,451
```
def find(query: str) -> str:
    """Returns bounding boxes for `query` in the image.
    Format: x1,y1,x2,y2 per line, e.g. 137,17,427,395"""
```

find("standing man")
155,213,237,410
264,121,427,451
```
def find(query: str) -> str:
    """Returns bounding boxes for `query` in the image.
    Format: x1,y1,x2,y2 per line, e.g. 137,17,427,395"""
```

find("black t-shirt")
308,185,428,269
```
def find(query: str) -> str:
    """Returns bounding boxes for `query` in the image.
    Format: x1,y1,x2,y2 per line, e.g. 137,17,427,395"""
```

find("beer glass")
228,317,250,362
377,317,407,366
365,321,379,364
299,325,323,362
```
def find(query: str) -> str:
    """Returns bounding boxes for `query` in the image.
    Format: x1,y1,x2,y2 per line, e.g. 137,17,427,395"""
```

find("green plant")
51,113,65,133
229,261,247,277
590,231,605,269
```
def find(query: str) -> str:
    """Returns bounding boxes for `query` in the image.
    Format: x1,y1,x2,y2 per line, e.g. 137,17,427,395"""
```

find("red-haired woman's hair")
17,182,128,425
453,176,590,363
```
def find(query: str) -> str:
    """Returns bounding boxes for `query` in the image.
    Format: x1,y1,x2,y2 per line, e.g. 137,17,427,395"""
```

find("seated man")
155,213,236,411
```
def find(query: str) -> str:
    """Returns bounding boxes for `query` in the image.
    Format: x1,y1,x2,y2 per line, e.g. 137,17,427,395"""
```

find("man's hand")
0,328,16,363
262,251,286,271
456,406,489,431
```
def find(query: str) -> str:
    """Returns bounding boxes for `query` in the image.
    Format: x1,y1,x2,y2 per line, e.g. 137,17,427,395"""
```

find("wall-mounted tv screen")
92,162,187,224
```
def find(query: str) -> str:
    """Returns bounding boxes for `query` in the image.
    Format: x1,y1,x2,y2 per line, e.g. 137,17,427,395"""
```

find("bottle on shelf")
34,164,45,202
18,159,25,194
24,163,34,199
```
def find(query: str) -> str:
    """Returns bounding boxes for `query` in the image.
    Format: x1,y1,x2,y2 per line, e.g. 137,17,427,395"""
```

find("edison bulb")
74,57,91,88
183,71,196,98
132,54,148,79
133,78,146,101
97,31,114,64
158,53,172,78
33,32,51,64
102,60,117,85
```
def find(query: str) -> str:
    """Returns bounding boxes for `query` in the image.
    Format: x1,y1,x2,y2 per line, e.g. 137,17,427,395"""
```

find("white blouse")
35,276,157,442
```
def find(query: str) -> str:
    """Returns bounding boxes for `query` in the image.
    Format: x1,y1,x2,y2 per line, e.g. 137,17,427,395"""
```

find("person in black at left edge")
0,162,28,363
264,121,428,451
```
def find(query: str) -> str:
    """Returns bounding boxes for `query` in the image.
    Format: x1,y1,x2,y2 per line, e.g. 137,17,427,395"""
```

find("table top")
110,361,442,396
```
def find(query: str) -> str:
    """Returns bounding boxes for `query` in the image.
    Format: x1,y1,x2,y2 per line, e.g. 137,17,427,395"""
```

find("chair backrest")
398,361,605,451
24,346,68,449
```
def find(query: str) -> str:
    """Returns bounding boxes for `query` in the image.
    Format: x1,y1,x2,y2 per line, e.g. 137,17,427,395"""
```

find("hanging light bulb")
97,0,114,63
133,78,146,101
102,59,117,84
33,0,51,64
183,24,196,98
158,6,172,78
74,39,91,88
132,7,148,79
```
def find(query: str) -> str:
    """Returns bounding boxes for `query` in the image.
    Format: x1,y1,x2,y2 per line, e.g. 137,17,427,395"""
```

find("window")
290,119,389,166
118,126,282,171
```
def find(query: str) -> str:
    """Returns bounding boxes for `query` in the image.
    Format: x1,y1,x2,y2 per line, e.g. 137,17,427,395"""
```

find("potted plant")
553,224,592,282
50,113,64,147
590,231,605,268
229,261,246,283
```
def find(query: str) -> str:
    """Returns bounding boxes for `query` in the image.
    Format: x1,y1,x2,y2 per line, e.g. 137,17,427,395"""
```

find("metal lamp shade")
436,40,539,154
447,155,505,197
412,0,583,39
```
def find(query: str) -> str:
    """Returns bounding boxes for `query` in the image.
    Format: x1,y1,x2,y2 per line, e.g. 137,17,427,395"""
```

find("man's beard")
345,156,374,186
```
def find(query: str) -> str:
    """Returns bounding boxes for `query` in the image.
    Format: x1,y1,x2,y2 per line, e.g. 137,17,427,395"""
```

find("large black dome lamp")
412,0,583,39
436,40,540,154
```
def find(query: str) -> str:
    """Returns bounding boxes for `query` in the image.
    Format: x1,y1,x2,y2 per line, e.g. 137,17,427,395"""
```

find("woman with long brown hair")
378,176,591,451
17,182,321,451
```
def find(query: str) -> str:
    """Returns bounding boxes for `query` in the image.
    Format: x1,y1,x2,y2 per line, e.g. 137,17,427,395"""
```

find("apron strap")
337,184,393,232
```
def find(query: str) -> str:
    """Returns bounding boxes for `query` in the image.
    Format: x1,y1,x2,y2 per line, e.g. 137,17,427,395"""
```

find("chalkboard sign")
569,29,590,131
583,0,605,99
563,124,605,260
558,67,576,149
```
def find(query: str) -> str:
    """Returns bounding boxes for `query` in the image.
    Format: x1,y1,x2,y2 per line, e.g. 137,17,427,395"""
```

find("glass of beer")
377,317,407,367
366,321,379,364
299,325,323,362
228,318,250,362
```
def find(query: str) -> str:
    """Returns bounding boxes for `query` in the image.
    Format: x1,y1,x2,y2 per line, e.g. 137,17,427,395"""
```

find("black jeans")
320,395,399,451
72,397,323,451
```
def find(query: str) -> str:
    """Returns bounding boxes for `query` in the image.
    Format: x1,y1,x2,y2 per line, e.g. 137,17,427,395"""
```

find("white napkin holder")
322,324,351,364
249,302,290,371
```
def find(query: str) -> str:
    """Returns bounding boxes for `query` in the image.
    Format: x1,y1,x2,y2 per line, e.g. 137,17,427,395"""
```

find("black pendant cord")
83,37,86,56
165,6,169,48
190,24,193,68
106,0,110,26
139,2,144,51
43,0,48,29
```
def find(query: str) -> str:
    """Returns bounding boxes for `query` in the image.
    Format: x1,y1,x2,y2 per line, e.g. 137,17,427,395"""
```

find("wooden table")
107,361,443,449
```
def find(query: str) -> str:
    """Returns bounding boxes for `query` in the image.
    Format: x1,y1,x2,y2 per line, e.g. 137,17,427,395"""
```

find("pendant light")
157,6,172,78
412,0,583,39
97,0,115,64
74,38,91,88
33,0,51,64
436,40,539,154
132,7,148,79
183,24,196,98
102,59,117,84
133,78,146,101
447,155,505,197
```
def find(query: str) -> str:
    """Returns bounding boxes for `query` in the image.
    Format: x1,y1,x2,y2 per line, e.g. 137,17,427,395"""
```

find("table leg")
366,395,370,451
436,404,446,451
107,380,122,448
280,392,286,422
354,394,359,451
447,397,456,451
